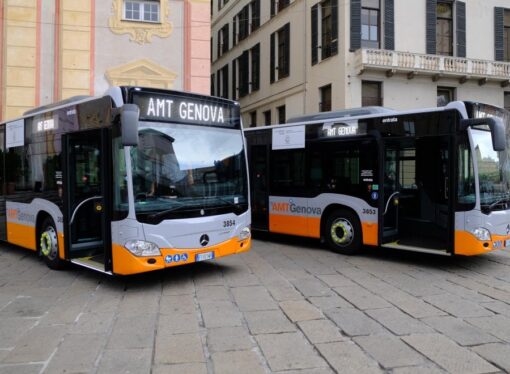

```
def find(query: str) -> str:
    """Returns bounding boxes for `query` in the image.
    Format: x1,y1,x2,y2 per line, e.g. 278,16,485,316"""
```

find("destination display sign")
321,120,364,138
132,91,239,128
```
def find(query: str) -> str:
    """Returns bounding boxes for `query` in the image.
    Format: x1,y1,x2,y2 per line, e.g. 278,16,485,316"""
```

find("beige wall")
2,0,37,120
213,0,510,126
0,0,211,122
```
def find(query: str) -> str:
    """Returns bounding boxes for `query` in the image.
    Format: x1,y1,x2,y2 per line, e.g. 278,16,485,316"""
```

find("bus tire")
325,209,361,255
39,218,67,270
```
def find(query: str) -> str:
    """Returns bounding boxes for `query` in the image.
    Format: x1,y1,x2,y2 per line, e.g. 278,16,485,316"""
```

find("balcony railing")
357,49,510,85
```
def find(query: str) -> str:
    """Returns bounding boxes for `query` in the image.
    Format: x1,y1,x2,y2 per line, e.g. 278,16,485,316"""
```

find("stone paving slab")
4,239,510,373
402,333,499,374
354,334,426,369
256,332,328,371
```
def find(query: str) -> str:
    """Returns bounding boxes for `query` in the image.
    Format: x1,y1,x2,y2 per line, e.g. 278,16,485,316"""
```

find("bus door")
250,145,269,230
62,128,111,271
382,137,453,253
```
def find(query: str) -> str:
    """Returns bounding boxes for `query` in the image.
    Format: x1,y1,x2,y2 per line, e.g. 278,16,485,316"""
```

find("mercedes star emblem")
200,234,209,247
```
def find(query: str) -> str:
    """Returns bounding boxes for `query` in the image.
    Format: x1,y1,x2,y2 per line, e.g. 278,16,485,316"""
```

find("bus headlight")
239,226,251,241
124,240,161,257
471,227,491,241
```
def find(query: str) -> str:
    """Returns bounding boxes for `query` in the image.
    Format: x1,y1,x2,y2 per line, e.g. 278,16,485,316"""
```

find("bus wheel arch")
37,213,67,270
321,205,362,255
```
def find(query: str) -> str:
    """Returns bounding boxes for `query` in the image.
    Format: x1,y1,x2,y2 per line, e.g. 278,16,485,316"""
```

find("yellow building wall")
3,0,37,120
59,0,91,99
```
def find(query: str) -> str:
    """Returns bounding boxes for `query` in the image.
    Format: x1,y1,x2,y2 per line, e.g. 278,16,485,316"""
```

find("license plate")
196,251,214,262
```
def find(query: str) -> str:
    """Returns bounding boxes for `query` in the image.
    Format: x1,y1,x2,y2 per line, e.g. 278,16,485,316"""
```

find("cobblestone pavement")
2,235,510,373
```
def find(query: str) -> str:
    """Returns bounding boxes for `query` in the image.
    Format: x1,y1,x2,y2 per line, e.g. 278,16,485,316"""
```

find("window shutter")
217,73,221,97
495,7,505,61
271,0,276,17
252,0,260,30
311,4,318,65
426,0,437,55
350,0,361,51
225,24,229,53
456,1,466,57
240,51,249,97
251,44,260,91
217,30,221,59
232,16,237,46
270,32,275,83
232,59,237,100
284,23,290,77
331,0,339,55
384,0,395,50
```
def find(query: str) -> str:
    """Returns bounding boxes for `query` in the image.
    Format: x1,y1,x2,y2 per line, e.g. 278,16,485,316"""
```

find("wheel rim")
40,226,58,260
330,218,354,247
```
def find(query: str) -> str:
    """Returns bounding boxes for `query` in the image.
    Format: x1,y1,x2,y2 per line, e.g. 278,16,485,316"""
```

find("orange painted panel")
455,230,510,256
270,214,317,238
112,237,251,276
362,222,378,246
7,222,36,251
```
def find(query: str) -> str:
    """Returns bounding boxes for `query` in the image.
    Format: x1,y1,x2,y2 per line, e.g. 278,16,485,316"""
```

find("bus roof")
286,106,396,123
245,101,470,132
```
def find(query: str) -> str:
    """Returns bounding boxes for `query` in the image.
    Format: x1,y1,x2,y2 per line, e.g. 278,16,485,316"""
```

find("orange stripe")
89,0,95,95
35,0,41,106
111,237,251,276
7,222,37,250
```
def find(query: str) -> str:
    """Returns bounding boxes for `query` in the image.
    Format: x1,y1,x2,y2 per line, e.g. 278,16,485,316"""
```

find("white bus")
2,86,251,275
245,101,508,256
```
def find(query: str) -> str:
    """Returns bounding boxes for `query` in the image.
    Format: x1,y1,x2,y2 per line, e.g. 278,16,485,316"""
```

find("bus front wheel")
39,218,67,270
325,209,361,255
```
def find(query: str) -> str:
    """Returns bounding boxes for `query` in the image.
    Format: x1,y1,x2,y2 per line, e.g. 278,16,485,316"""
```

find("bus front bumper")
455,231,510,256
111,237,251,275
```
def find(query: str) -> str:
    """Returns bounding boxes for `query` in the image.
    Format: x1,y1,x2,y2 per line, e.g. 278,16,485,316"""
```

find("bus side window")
309,151,323,190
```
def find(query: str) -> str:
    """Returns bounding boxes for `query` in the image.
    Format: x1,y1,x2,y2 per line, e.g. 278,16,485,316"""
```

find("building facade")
0,0,210,122
211,0,510,126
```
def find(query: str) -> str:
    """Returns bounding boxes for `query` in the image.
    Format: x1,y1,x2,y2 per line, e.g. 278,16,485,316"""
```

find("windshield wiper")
147,204,194,220
482,194,510,213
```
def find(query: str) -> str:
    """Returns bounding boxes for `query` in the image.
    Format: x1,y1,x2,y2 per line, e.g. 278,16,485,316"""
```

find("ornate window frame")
109,0,172,44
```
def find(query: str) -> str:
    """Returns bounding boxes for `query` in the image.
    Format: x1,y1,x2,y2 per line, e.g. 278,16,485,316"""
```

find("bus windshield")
471,127,510,210
130,122,248,223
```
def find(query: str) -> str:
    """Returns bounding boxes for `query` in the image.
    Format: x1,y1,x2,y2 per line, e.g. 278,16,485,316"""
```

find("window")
271,24,290,82
264,110,271,126
312,0,338,64
235,44,260,98
277,105,286,123
124,1,160,22
271,0,290,17
436,2,453,56
437,86,455,106
505,92,510,111
218,0,229,11
320,84,332,112
217,24,229,58
216,64,229,99
361,0,380,48
271,149,306,193
505,10,510,61
211,73,215,96
233,0,259,44
362,81,382,106
250,111,257,127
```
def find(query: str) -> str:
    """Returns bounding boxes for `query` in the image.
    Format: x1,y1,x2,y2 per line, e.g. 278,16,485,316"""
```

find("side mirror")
121,104,139,146
460,117,506,152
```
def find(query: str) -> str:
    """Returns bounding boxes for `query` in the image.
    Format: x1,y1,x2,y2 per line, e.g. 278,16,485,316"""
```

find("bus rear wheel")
39,218,67,270
325,209,361,255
